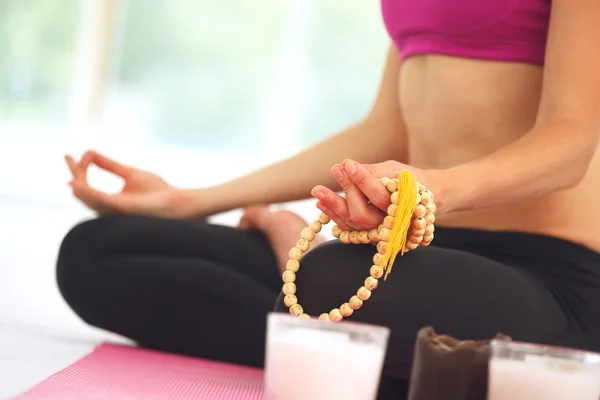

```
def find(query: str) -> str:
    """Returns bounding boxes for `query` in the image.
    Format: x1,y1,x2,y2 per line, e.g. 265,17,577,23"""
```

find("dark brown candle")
408,327,511,400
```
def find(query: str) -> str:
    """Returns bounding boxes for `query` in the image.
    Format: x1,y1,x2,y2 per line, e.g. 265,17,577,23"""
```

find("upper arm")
537,0,600,138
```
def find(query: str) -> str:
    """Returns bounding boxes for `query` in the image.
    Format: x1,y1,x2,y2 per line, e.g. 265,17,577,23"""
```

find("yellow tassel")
380,170,418,280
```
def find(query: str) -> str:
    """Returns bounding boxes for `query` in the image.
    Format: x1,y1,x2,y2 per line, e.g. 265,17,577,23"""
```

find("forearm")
432,120,597,214
194,117,406,216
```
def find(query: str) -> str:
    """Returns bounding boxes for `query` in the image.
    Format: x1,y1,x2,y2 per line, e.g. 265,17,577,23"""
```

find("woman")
58,1,600,398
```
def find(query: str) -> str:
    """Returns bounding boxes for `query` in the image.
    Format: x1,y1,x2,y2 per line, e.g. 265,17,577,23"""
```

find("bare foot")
239,205,324,274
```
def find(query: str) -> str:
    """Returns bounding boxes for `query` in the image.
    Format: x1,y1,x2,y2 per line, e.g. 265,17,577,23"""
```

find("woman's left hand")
311,159,431,230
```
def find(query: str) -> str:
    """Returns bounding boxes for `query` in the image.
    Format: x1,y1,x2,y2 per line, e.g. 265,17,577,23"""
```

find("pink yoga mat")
13,343,264,400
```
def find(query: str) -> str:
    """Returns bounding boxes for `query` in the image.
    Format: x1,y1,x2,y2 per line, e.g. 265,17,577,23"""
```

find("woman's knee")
56,216,124,323
57,215,121,273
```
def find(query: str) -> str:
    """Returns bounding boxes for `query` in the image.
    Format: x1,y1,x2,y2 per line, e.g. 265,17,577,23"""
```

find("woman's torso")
381,0,600,253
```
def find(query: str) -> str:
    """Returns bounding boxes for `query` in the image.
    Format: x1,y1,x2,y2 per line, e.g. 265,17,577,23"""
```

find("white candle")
488,358,600,400
263,324,386,400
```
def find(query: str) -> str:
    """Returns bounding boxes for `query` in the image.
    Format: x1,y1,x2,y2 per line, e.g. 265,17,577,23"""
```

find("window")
0,0,78,136
0,0,389,203
102,1,388,151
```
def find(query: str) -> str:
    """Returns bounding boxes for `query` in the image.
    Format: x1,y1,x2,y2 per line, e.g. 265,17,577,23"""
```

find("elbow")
560,143,596,190
550,118,599,191
562,156,593,189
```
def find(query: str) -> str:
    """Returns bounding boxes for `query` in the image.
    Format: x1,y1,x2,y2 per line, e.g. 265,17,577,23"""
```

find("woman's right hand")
65,150,198,218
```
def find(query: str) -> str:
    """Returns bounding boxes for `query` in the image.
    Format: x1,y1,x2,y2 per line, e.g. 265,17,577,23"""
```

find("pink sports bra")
381,0,551,65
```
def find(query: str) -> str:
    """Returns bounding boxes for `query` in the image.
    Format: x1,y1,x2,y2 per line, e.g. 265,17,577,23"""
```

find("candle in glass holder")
263,313,390,400
488,341,600,400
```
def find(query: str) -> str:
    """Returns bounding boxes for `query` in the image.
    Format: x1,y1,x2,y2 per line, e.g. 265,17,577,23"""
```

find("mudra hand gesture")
65,151,192,218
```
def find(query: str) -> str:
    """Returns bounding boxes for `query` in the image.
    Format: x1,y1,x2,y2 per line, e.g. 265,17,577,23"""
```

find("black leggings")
56,215,600,399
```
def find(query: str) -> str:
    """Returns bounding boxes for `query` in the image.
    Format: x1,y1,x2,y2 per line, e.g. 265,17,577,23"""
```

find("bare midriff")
400,54,600,253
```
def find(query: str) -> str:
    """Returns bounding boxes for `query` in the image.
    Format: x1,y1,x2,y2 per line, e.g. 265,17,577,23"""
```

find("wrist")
424,168,467,215
179,187,220,218
183,184,246,218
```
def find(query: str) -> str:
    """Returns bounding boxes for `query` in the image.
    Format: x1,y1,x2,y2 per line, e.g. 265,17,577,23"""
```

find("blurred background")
0,0,387,396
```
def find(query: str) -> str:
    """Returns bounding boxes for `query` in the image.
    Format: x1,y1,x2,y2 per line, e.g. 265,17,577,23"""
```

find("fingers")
311,185,352,225
65,155,83,180
344,160,391,211
332,164,386,228
315,201,351,230
69,180,124,214
77,150,133,178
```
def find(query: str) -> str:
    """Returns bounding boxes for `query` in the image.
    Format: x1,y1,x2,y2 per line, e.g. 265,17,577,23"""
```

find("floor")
0,192,321,399
0,198,123,399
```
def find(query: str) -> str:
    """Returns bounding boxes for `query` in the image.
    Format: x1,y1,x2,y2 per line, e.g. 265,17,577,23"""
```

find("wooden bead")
298,313,311,319
282,270,296,283
370,265,384,279
422,234,434,245
426,190,434,200
309,220,322,233
339,231,351,244
349,231,360,244
415,193,421,206
426,202,437,214
283,282,296,295
331,225,342,238
385,179,398,193
329,308,343,322
365,276,378,290
373,253,384,266
368,229,379,242
379,227,392,241
296,238,310,252
358,230,370,244
425,224,435,235
357,286,372,301
318,213,331,224
383,216,395,229
379,177,392,187
412,228,425,237
301,227,316,241
406,241,419,250
390,191,399,205
414,204,427,218
349,295,363,310
378,223,384,231
387,204,398,217
290,304,303,316
409,234,423,244
288,247,303,260
425,214,436,225
340,302,354,317
284,294,298,307
286,259,300,272
318,313,330,321
412,217,426,230
420,192,431,205
377,241,389,254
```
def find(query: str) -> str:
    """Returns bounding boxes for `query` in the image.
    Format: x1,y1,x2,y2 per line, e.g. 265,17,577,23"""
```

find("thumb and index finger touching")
68,150,134,179
64,150,134,213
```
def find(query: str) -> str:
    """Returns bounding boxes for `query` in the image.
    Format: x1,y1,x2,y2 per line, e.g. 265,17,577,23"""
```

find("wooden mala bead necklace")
281,170,436,322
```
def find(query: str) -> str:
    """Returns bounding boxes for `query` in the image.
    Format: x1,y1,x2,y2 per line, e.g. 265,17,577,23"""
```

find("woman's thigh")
274,241,569,379
58,214,280,289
